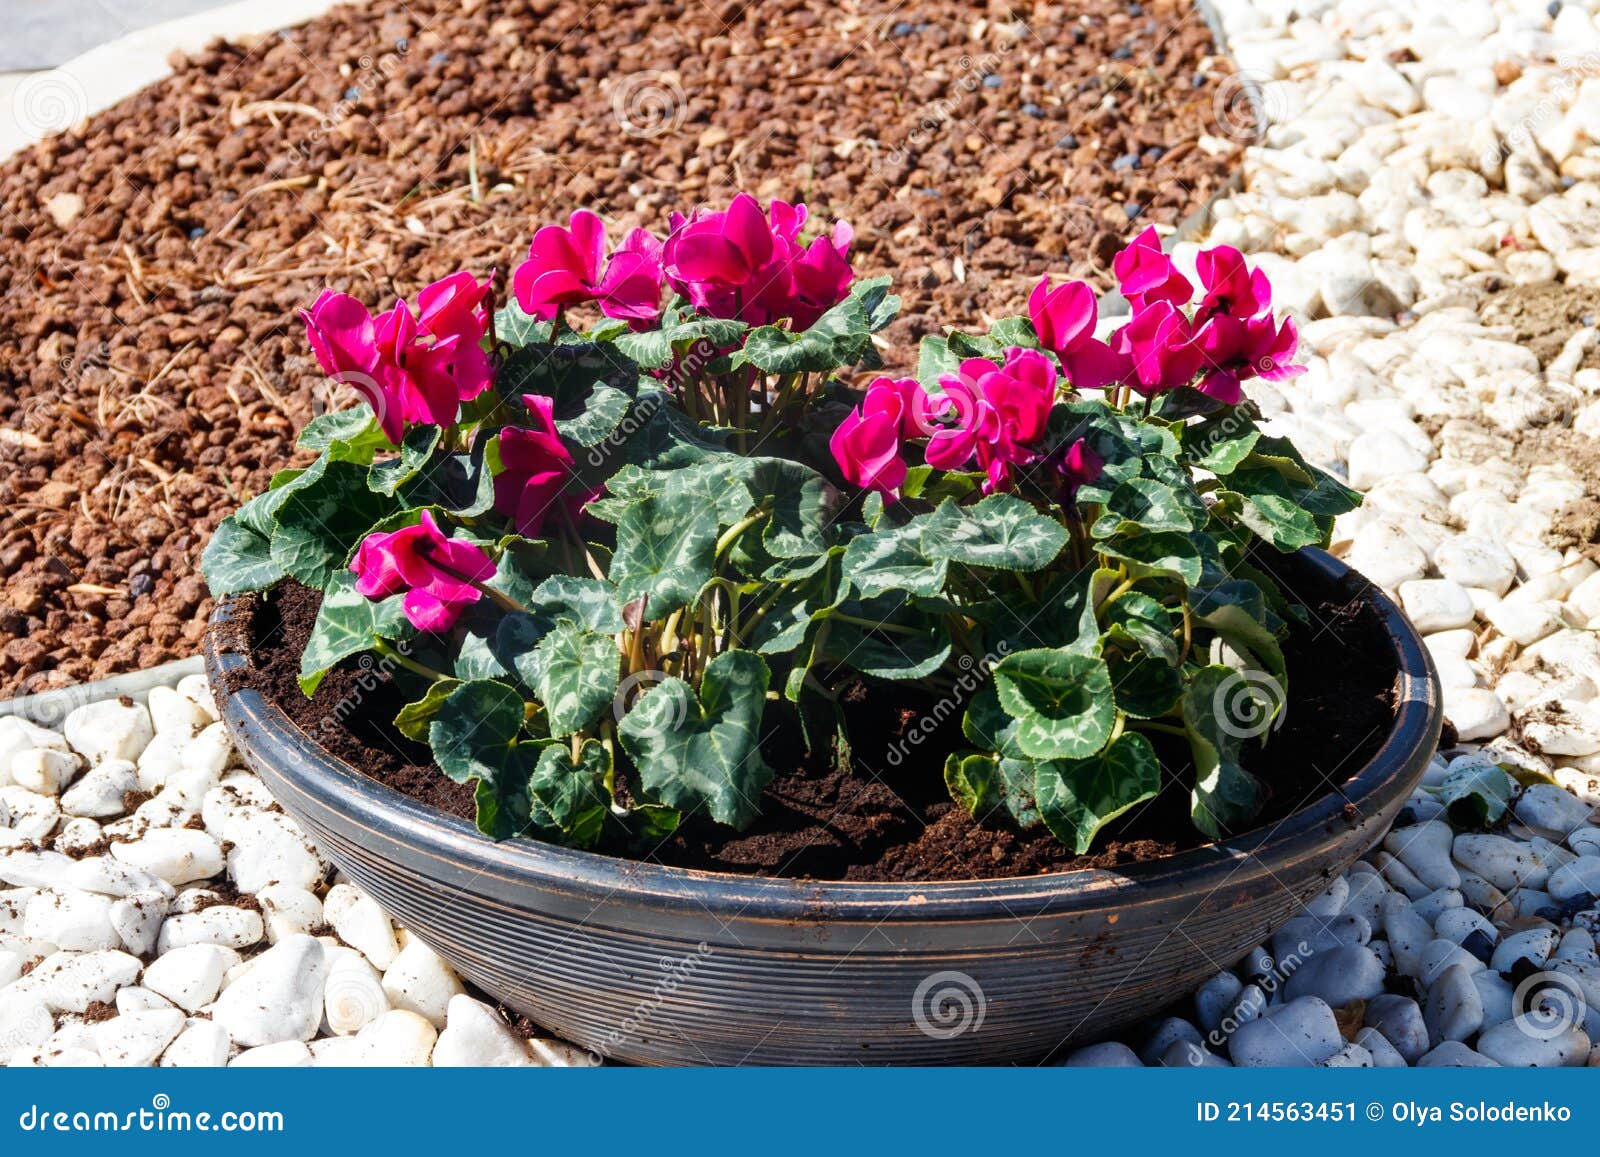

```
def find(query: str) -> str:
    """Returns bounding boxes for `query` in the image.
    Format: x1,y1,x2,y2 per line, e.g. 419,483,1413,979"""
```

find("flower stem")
373,638,449,682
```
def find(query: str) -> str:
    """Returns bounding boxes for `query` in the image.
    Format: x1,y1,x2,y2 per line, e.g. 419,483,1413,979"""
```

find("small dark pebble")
892,20,914,36
430,51,450,66
1129,2,1145,14
129,573,154,598
187,226,206,240
344,87,361,102
1123,201,1144,220
1391,806,1418,829
1143,145,1166,163
1056,133,1079,150
1112,46,1133,60
1535,906,1566,923
1021,103,1044,118
1192,71,1207,88
982,74,1002,89
1549,0,1563,16
1112,152,1139,171
1461,929,1496,963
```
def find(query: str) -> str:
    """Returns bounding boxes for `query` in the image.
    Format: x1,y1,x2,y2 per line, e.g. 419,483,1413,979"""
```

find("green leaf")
1182,666,1265,838
608,492,719,613
202,516,284,596
840,522,948,599
991,649,1116,760
1183,411,1260,475
532,624,620,736
1102,592,1178,664
394,678,463,742
527,575,625,633
1436,762,1513,828
854,275,901,332
526,740,611,848
988,315,1039,349
1099,531,1204,587
1035,732,1162,853
297,571,411,695
1107,650,1183,718
921,494,1070,571
617,650,773,829
297,405,387,454
1092,478,1196,537
943,751,1041,830
494,301,552,350
736,292,870,374
916,334,960,390
962,682,1026,760
369,424,442,497
269,459,396,588
429,679,525,787
1193,580,1285,679
824,619,951,681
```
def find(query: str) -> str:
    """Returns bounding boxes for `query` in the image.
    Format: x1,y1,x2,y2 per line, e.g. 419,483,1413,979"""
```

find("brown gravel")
0,0,1242,697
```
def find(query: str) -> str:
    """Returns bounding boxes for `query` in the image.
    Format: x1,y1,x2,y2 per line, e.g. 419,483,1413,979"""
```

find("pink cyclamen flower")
926,349,1058,492
301,290,463,445
417,269,495,401
1056,437,1105,502
596,228,667,328
513,209,607,319
1112,226,1192,310
1194,244,1272,324
493,394,597,536
1026,276,1130,391
1113,301,1203,397
350,509,496,632
829,377,925,500
663,194,855,327
512,211,666,328
1192,313,1305,405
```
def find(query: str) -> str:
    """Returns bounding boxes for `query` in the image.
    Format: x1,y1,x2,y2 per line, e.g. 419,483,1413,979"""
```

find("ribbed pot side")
206,548,1440,1065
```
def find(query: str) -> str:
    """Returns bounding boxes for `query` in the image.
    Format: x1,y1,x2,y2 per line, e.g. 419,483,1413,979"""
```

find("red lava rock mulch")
0,0,1243,697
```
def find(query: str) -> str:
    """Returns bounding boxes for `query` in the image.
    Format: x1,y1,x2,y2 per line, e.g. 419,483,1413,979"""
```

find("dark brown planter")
205,547,1441,1066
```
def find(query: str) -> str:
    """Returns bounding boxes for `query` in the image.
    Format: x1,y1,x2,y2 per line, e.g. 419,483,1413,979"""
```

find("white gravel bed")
0,680,595,1067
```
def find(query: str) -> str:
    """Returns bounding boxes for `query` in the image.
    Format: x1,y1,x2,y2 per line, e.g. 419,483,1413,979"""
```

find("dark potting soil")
238,556,1398,882
0,0,1242,699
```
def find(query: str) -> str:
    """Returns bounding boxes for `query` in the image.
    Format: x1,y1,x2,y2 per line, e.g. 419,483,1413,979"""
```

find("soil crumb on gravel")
0,0,1241,698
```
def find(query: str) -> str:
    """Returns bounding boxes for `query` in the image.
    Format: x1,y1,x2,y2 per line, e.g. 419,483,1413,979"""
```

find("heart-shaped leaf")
1035,732,1162,853
270,459,397,588
201,516,284,596
297,571,412,695
618,650,773,829
533,624,621,736
991,648,1116,760
922,494,1070,571
608,491,719,612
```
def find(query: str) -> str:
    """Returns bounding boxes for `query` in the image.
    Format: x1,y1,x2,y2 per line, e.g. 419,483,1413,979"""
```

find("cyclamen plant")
203,196,1359,858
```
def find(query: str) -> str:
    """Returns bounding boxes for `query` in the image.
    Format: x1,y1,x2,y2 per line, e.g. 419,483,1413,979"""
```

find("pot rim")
206,547,1440,925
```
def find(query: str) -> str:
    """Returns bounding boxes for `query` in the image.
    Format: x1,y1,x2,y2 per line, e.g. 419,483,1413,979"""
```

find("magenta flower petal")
1028,277,1098,353
829,407,906,499
402,588,462,633
1112,226,1192,309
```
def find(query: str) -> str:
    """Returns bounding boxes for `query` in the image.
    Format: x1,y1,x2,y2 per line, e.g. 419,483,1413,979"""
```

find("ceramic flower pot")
205,547,1440,1066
